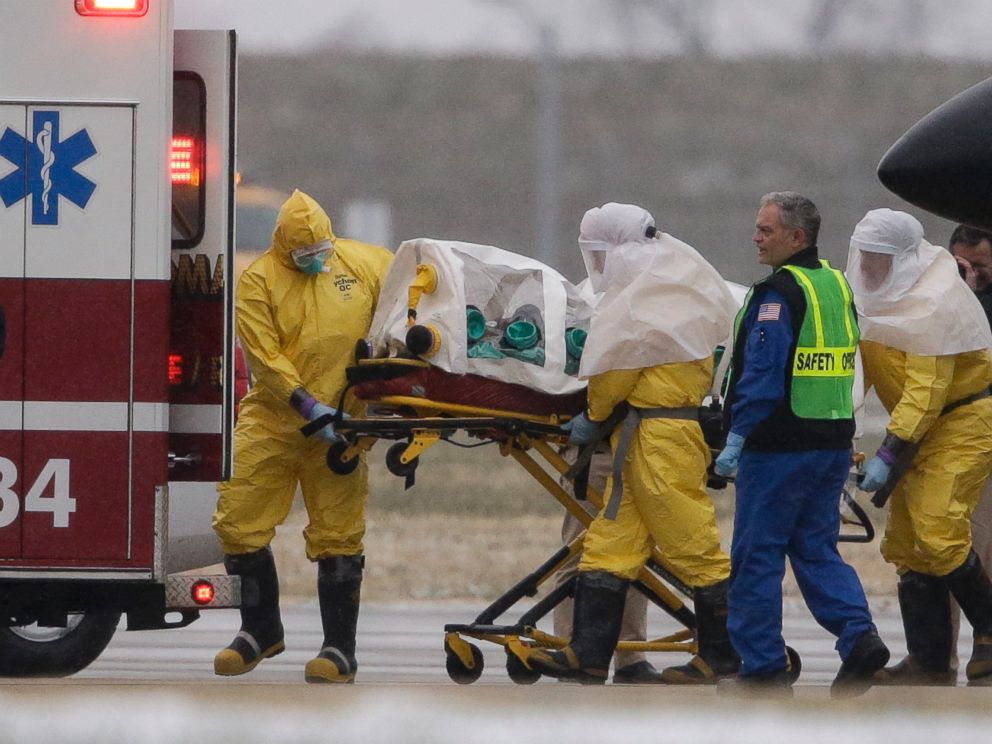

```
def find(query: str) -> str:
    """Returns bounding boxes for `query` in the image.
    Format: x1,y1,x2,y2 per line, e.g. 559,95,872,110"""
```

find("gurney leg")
474,543,577,625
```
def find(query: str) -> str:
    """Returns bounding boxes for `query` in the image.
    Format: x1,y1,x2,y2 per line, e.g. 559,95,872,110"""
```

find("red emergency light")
75,0,149,17
170,137,199,186
168,353,183,386
191,580,216,606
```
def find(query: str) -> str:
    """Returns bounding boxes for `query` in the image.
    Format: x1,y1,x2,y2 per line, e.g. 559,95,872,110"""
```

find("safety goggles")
290,240,334,270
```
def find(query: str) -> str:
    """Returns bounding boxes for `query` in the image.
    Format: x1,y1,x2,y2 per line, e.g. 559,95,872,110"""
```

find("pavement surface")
13,595,971,687
1,598,989,743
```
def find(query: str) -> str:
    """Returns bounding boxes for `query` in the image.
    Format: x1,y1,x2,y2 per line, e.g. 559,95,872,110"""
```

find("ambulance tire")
0,611,121,677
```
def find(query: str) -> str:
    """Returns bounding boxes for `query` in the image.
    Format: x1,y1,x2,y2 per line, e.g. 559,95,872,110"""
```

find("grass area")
271,437,899,601
366,439,562,517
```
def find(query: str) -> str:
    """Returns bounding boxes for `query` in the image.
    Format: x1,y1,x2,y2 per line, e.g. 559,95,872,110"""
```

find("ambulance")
0,0,242,675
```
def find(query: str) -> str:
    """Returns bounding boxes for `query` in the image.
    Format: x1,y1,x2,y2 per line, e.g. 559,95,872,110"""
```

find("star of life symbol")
0,110,97,225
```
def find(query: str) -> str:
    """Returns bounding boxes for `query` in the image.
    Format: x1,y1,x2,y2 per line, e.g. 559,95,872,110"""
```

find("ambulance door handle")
168,452,203,469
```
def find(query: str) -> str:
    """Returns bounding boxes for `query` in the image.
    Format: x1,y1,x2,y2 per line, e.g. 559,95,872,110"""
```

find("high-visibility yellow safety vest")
731,260,858,420
779,261,859,419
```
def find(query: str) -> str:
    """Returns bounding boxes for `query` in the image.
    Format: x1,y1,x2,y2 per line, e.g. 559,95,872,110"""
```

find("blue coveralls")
727,286,874,677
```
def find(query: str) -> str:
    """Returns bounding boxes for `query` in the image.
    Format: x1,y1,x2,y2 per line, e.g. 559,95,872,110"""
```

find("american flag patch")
756,303,781,321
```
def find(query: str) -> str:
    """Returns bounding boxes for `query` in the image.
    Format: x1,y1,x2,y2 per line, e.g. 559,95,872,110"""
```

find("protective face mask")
296,253,327,275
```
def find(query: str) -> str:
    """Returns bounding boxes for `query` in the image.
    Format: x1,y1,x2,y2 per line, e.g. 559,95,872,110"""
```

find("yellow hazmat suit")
214,190,392,560
862,341,992,576
578,361,731,585
846,208,992,686
525,202,737,685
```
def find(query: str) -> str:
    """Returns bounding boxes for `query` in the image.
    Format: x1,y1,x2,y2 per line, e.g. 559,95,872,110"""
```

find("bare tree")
892,0,931,55
614,0,718,56
807,0,854,52
807,0,937,56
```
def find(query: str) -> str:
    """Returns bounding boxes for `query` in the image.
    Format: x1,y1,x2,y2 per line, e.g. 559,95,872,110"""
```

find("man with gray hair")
713,192,888,697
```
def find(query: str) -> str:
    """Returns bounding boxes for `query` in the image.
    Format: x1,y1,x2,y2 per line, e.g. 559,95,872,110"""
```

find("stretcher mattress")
352,364,586,417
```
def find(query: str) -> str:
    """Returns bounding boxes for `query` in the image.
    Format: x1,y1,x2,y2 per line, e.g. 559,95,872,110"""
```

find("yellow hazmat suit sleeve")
889,353,953,443
859,340,992,443
587,369,640,421
236,268,306,404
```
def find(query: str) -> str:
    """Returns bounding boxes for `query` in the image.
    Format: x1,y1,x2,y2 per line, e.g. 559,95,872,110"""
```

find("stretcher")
302,357,877,685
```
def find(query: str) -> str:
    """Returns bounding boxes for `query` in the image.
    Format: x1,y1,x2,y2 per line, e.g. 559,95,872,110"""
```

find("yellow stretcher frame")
306,358,872,683
310,377,701,685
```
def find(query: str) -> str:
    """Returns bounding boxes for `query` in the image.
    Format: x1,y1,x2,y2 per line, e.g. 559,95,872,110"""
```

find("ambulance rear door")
168,30,237,485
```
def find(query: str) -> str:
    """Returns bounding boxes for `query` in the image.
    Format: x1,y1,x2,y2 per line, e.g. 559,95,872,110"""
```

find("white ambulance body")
0,0,241,675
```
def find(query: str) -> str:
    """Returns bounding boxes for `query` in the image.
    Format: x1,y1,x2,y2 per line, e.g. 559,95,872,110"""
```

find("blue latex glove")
714,432,745,477
859,455,892,492
561,412,599,445
307,402,347,444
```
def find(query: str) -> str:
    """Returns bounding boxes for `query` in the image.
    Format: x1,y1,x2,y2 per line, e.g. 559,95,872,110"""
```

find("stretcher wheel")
505,649,541,685
445,641,484,684
326,442,359,475
786,645,802,683
385,442,419,478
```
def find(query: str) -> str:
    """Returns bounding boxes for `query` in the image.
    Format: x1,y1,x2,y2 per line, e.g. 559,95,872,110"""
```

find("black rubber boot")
529,570,628,684
874,571,955,686
942,550,992,686
661,579,740,684
305,554,364,684
716,666,795,699
716,647,798,699
612,660,664,684
830,628,890,698
214,548,285,676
